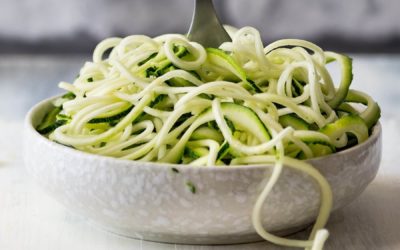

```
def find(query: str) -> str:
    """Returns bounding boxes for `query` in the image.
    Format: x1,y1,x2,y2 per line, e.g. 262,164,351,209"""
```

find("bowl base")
90,219,312,245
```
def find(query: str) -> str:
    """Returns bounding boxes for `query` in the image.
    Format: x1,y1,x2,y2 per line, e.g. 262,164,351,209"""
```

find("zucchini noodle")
37,26,381,250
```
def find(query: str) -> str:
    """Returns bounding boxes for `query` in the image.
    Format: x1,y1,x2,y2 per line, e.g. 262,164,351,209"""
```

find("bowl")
23,96,382,244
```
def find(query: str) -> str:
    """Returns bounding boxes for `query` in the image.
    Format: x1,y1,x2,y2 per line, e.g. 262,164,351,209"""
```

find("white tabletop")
1,55,400,250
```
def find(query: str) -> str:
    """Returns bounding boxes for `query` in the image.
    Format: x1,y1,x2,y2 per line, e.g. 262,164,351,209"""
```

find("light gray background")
0,0,399,53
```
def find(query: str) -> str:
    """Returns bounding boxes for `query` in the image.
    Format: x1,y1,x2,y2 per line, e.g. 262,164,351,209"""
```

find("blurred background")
0,0,399,54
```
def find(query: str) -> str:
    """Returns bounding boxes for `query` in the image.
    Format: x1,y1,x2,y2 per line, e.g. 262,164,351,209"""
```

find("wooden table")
1,55,399,250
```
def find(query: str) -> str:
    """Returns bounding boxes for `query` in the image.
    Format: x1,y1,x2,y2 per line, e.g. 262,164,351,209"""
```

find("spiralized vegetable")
38,26,380,250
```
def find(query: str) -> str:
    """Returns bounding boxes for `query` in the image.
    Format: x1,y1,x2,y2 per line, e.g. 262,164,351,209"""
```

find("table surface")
1,54,400,250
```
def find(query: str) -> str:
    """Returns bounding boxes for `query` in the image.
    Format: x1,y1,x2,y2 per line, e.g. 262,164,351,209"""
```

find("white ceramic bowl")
24,96,382,244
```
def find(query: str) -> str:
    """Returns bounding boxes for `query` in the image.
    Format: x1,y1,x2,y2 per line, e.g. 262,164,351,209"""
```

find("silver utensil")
187,0,231,48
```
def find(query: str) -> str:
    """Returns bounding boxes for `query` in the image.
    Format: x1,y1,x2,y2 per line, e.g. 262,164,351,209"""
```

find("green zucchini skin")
37,106,65,134
345,90,381,130
279,114,309,130
88,106,133,124
204,48,262,93
320,115,369,144
327,53,353,109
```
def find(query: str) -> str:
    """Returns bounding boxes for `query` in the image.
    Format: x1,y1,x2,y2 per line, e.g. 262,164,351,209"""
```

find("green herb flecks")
171,167,180,173
186,181,196,194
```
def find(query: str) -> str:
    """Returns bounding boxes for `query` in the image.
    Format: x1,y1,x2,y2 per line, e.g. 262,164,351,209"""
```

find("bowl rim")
24,95,382,171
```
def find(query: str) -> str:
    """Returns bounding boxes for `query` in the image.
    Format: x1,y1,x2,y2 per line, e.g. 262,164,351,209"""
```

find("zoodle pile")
37,26,380,249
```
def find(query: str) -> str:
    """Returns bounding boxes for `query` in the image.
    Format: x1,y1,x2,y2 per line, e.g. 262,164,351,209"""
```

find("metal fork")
187,0,231,48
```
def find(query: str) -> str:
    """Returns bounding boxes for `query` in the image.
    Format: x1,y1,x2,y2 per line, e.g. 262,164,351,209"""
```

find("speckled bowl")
24,96,382,244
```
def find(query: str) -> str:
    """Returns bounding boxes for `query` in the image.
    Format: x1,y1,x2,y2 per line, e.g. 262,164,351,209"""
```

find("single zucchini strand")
326,52,353,109
345,89,381,129
89,105,133,124
320,115,368,146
